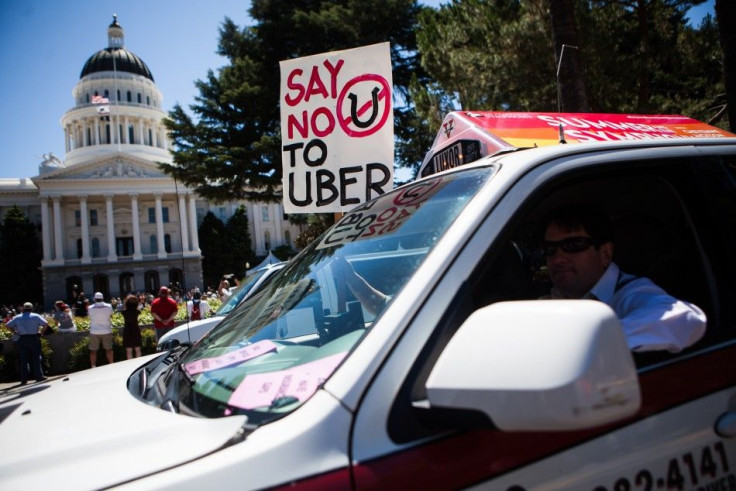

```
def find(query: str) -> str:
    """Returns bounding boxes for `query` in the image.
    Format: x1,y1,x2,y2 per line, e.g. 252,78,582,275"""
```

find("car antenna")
556,43,578,144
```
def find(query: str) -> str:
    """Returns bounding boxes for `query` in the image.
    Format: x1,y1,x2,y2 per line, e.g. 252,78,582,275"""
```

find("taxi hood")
0,357,246,489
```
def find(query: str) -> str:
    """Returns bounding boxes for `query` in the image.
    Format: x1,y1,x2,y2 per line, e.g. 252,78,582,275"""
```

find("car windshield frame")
166,167,495,424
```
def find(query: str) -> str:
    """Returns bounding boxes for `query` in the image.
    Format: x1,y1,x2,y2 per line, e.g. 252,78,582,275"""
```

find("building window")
164,234,172,253
145,270,160,294
119,124,124,142
137,93,142,103
76,238,82,258
86,94,90,103
105,124,111,144
86,127,92,146
264,230,271,251
126,90,132,102
116,237,134,256
262,206,270,222
104,89,109,99
148,128,153,146
146,95,150,105
148,207,170,223
90,209,98,226
120,273,135,295
75,210,81,227
128,125,135,144
91,237,100,258
150,235,158,254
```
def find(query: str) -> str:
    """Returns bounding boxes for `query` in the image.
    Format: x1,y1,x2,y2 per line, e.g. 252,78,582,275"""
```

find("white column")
79,195,91,264
138,118,144,145
105,195,117,261
94,119,100,145
274,203,284,245
153,123,159,147
52,196,64,261
40,198,52,261
123,116,129,144
155,194,166,258
178,193,190,253
187,195,200,252
64,127,70,152
253,203,263,255
130,194,142,260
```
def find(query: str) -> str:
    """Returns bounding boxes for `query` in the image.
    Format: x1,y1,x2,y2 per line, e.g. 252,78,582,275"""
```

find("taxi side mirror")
425,300,641,431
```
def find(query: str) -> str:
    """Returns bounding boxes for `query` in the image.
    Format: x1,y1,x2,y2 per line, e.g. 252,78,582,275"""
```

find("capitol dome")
79,15,154,81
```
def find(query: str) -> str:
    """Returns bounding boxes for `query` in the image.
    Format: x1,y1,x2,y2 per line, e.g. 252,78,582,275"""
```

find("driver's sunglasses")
541,236,602,257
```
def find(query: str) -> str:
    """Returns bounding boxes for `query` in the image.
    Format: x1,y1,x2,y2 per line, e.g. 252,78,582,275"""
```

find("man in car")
541,204,707,352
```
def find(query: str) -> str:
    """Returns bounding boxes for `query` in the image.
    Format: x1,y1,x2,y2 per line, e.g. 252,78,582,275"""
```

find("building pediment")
34,156,168,181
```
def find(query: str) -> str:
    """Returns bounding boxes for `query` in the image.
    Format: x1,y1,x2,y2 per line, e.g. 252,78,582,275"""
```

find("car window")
389,151,736,443
164,168,494,424
215,266,282,316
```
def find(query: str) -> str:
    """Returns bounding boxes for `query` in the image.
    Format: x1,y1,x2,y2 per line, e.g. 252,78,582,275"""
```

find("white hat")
23,302,33,310
94,292,104,300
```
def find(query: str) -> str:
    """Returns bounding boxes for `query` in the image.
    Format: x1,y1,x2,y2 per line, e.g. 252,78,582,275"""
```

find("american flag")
91,95,110,104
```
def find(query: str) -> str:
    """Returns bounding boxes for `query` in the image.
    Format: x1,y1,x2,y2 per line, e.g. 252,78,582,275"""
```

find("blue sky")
0,0,716,179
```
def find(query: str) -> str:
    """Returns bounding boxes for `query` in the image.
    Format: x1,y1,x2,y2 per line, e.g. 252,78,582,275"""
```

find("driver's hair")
542,203,614,244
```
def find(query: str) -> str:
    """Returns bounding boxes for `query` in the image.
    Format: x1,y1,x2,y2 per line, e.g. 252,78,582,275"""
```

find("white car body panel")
471,389,736,490
0,357,247,489
115,391,352,490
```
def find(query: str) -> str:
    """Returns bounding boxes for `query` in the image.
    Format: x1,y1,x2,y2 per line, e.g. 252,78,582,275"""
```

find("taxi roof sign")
419,111,736,178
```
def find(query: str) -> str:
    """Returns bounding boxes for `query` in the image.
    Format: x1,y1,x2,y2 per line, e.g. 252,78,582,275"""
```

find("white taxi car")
0,112,734,490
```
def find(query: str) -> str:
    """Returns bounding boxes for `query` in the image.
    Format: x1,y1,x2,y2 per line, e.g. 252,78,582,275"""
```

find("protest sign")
280,43,394,213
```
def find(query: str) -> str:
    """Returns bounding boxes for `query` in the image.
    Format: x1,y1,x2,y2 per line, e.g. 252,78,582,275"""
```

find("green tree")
225,205,255,275
416,0,555,111
198,212,229,289
0,206,42,305
163,0,425,202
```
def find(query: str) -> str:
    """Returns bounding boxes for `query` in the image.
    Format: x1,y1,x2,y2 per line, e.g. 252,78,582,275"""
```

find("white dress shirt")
549,262,707,352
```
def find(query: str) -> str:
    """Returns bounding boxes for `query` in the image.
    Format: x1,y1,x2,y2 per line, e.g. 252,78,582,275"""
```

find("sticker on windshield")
184,340,278,375
228,352,347,409
316,178,445,249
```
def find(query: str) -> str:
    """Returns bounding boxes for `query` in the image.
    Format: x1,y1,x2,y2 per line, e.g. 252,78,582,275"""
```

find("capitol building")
0,17,299,308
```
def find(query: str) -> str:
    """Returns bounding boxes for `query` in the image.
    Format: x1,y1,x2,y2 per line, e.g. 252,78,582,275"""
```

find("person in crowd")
74,292,89,318
218,276,233,303
150,286,178,341
52,300,76,333
121,294,142,359
88,292,114,367
540,203,707,352
186,290,211,321
6,302,48,384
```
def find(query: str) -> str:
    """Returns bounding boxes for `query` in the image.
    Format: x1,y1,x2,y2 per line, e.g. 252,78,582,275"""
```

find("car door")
349,144,736,489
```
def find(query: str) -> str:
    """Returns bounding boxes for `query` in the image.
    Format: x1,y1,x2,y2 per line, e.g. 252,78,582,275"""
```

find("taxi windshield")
174,168,492,423
216,268,271,316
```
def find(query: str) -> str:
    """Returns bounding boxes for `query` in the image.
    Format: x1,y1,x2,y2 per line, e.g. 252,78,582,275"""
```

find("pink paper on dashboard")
228,352,347,409
184,340,278,375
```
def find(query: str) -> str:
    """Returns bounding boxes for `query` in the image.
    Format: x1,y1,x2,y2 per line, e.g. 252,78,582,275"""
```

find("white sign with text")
280,43,394,213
